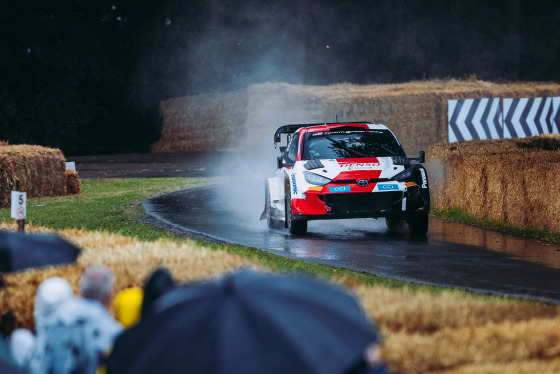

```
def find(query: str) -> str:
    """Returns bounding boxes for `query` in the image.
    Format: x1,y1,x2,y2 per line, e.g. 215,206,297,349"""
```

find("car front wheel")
408,214,429,237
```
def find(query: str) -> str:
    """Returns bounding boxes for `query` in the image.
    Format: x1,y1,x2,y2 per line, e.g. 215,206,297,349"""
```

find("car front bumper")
291,186,424,221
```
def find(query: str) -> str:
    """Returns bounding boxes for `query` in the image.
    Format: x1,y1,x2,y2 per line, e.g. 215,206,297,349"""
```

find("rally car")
261,122,430,235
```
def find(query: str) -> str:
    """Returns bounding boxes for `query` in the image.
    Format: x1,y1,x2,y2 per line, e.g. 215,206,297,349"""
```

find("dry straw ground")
0,145,69,208
427,134,560,233
1,223,559,374
152,79,560,155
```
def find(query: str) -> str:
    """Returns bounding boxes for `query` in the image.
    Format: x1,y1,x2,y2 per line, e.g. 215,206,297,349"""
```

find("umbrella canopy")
0,231,81,272
106,269,379,374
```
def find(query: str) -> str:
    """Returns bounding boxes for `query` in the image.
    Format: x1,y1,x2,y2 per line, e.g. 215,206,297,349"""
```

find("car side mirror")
281,151,295,168
407,150,425,163
277,156,283,169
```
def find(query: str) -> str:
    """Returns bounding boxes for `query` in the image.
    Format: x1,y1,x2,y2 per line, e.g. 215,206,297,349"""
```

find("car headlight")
392,166,415,182
304,171,332,186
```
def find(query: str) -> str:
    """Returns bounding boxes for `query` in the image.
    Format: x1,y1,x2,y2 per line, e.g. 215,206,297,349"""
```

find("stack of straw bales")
347,283,560,373
2,223,560,373
153,80,560,155
0,224,254,331
152,89,249,152
0,145,69,208
427,134,560,232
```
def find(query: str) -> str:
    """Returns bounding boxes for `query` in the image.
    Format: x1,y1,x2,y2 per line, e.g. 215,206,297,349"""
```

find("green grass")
0,178,210,241
0,178,539,301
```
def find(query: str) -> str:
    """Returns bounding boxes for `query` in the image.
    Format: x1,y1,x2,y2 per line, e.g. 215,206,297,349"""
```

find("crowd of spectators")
3,266,391,374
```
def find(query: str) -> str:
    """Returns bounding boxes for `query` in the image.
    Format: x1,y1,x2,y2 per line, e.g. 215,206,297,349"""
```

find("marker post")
11,191,26,232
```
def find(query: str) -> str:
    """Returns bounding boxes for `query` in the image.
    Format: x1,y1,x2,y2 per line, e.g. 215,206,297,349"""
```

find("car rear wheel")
265,180,282,229
286,191,307,235
408,214,429,236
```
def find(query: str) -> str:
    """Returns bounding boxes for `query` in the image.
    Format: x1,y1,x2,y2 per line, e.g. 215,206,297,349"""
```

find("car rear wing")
273,124,312,145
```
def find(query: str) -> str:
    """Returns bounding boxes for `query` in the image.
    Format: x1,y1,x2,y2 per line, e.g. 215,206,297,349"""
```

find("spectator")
1,331,22,372
114,287,143,328
140,267,175,317
80,264,115,307
9,277,73,369
34,277,74,333
27,265,122,374
346,342,393,373
8,328,35,369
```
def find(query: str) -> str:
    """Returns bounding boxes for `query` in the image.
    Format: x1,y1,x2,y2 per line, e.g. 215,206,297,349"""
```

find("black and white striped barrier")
448,98,502,142
503,97,559,138
448,97,560,142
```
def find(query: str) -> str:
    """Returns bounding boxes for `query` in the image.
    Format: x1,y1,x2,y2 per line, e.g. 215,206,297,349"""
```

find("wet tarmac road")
73,151,560,303
144,180,560,303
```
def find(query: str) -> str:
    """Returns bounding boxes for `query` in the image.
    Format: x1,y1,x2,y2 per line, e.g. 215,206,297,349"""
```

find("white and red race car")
261,122,430,235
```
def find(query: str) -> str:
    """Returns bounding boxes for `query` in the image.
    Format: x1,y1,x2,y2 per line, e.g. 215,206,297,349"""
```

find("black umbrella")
0,231,81,272
106,269,380,374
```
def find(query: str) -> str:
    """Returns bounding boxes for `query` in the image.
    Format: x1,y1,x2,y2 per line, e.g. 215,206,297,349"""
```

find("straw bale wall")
151,89,249,152
0,145,68,208
0,224,253,332
2,223,560,374
154,80,560,155
427,135,560,232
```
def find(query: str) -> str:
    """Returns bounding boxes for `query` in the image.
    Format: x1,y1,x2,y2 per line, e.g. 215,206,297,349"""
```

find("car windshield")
301,130,405,160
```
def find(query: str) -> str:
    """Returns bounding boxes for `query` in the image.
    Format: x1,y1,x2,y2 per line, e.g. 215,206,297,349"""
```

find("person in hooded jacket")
140,267,175,317
8,276,74,369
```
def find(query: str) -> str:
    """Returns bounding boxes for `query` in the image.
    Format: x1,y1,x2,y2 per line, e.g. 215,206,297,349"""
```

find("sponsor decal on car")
377,183,399,191
329,185,351,193
307,186,323,192
291,174,298,195
338,161,380,171
419,168,428,189
404,182,416,187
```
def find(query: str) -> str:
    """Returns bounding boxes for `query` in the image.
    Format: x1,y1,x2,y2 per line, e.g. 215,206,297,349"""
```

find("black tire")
385,216,405,232
265,180,282,229
285,191,307,235
408,214,429,236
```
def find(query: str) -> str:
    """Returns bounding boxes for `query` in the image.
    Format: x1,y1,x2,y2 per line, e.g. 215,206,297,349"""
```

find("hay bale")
66,170,81,195
0,224,254,331
427,135,560,233
2,223,559,373
151,88,249,152
381,318,560,374
154,79,560,155
0,145,67,208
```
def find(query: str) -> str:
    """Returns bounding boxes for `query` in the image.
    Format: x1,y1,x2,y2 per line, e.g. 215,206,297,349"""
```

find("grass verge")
432,206,560,244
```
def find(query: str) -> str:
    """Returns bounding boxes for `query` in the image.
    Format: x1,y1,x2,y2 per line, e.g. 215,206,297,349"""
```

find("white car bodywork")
263,122,430,235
